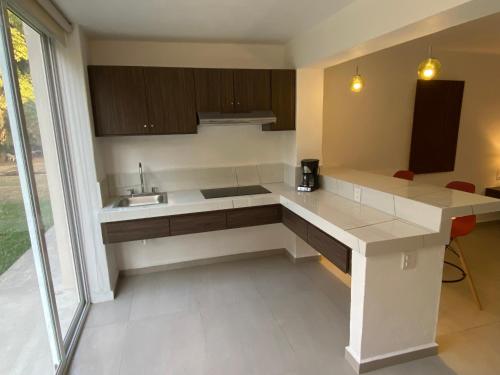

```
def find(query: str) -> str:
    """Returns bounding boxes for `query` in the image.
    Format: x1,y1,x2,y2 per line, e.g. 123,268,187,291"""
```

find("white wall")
88,40,296,175
322,37,500,194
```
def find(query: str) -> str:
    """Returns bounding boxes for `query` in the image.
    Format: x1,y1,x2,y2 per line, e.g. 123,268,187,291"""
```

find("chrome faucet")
139,162,145,194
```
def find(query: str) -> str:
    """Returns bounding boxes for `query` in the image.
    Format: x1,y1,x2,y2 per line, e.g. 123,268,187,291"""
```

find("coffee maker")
297,159,319,192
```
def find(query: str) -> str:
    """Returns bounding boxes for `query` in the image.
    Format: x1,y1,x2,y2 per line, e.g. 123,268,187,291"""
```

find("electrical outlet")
354,186,362,202
401,252,417,270
496,168,500,180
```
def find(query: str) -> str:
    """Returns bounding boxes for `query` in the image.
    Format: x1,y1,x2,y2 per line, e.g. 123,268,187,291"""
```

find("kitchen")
1,1,500,375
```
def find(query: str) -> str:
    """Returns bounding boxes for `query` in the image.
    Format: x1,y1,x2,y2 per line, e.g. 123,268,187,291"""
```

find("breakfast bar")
99,168,500,373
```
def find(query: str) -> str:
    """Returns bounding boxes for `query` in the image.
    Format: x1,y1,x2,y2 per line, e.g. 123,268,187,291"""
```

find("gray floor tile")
128,269,198,321
68,322,127,375
201,296,298,375
85,278,134,328
119,311,205,375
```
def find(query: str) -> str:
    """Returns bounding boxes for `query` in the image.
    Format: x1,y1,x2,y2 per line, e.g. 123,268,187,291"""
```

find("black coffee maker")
297,159,319,192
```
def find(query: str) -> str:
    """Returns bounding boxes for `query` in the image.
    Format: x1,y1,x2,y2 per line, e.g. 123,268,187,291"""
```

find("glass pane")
8,12,80,339
0,52,53,375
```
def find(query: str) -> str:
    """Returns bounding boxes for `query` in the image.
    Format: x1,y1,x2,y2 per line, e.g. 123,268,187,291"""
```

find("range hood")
198,111,277,126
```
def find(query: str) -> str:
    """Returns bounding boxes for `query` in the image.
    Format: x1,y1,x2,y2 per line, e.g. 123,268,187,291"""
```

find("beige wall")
322,38,500,193
88,40,297,175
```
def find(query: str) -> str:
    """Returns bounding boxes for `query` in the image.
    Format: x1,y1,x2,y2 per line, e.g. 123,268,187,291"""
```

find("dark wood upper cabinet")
143,67,197,134
88,66,149,136
233,69,271,112
194,68,224,112
409,80,465,174
195,68,271,113
88,65,295,136
264,70,296,131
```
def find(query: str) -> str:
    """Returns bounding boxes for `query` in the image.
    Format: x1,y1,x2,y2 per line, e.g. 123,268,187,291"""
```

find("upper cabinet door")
268,70,296,131
233,69,271,112
194,68,223,112
88,66,149,136
143,67,197,134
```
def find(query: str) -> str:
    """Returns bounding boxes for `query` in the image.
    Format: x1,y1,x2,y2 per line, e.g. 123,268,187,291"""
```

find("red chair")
393,170,415,181
444,181,482,309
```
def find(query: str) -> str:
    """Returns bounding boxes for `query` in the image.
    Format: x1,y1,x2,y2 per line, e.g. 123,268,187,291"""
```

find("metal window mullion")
0,1,64,368
41,34,91,347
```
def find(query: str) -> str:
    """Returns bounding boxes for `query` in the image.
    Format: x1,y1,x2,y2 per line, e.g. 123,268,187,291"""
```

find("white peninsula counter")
99,168,500,373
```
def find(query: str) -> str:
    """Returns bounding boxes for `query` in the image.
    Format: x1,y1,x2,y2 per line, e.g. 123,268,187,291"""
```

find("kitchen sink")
113,192,168,207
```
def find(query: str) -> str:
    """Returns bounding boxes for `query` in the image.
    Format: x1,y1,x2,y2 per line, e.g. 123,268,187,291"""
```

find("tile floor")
69,222,500,375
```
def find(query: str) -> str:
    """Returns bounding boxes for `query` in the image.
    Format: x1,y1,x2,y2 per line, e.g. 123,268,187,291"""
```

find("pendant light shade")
417,46,441,80
350,65,364,92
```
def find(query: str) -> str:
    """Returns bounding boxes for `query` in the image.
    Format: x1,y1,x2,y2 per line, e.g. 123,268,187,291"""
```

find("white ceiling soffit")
52,0,354,43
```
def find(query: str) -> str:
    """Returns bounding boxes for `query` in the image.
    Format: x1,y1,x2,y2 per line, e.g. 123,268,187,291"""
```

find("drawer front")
307,225,351,273
226,204,282,229
282,206,308,241
170,210,227,236
102,216,170,244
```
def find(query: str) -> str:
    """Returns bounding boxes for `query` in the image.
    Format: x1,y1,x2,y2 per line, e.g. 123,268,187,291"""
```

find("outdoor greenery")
0,12,51,275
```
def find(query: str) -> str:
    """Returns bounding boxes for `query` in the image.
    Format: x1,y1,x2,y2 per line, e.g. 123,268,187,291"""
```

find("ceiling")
53,0,354,43
428,11,500,55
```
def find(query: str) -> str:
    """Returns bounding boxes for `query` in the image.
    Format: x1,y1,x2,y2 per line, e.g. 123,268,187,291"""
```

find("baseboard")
120,248,288,276
286,252,321,263
90,289,115,303
345,343,438,373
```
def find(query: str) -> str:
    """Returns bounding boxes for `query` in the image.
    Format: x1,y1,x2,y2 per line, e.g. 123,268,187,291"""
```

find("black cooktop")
201,185,271,199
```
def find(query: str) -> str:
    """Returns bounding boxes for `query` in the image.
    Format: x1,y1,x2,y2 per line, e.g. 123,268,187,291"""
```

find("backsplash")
102,163,300,201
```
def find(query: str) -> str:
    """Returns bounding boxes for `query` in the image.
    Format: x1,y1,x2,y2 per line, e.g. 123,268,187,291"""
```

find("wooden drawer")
170,210,227,236
282,206,308,241
307,225,351,273
227,204,282,229
101,216,170,244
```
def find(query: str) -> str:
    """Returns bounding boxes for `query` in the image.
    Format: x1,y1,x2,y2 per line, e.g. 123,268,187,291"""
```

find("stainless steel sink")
113,192,168,207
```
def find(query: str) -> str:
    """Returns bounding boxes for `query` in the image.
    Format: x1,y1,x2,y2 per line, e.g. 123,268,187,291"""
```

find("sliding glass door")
0,2,88,374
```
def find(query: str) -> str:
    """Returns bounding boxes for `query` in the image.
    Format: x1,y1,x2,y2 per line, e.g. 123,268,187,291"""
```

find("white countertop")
99,182,449,257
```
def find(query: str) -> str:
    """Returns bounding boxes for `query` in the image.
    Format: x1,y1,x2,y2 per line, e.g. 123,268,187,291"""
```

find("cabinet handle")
230,101,234,105
150,124,155,128
143,124,147,128
236,101,240,105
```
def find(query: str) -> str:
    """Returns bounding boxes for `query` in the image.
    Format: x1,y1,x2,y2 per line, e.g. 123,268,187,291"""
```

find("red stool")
393,170,414,181
444,181,482,310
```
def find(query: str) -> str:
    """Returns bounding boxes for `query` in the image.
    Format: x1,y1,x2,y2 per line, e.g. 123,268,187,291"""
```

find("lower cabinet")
306,225,351,273
227,205,281,228
170,210,227,236
101,216,170,244
282,206,308,241
282,206,351,273
101,204,351,273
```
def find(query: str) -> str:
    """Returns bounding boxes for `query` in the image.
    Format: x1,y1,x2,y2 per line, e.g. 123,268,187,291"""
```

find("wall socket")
496,168,500,180
401,252,417,270
354,186,362,202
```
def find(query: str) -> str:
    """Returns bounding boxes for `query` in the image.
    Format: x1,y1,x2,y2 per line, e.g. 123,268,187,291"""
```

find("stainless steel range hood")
198,111,276,125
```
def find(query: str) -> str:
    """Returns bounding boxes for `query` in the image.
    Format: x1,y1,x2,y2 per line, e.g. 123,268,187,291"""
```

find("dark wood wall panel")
409,80,465,174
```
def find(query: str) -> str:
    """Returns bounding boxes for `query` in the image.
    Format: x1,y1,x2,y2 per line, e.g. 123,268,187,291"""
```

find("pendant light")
417,46,441,80
350,65,364,93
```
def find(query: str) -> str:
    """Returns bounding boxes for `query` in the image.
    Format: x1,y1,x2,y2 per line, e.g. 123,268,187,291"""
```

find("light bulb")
417,57,441,80
350,75,363,92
